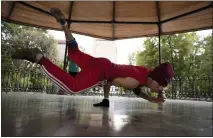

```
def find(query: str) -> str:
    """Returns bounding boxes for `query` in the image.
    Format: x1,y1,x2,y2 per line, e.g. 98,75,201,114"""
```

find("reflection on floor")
1,92,212,136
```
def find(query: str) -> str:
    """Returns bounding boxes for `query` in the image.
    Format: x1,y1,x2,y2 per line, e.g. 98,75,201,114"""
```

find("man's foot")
11,48,43,63
93,99,109,107
49,8,66,25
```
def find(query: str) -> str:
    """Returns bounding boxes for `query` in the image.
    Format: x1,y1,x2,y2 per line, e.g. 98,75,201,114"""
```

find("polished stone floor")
1,92,212,136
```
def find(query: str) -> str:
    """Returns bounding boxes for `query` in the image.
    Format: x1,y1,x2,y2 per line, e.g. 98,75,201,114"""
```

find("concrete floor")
1,92,212,136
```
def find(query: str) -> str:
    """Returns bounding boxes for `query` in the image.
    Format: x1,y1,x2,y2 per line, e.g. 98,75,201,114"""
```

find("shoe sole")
12,48,41,63
93,104,109,107
93,105,109,108
50,8,65,21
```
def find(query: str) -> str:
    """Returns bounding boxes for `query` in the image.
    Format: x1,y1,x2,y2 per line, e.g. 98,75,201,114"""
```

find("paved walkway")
2,92,212,136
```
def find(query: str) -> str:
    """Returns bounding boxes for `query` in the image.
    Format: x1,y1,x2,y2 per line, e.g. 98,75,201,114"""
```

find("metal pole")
63,44,68,71
63,2,73,71
17,1,212,25
211,2,213,90
158,24,162,65
112,1,115,40
7,2,16,18
156,2,162,65
161,3,212,23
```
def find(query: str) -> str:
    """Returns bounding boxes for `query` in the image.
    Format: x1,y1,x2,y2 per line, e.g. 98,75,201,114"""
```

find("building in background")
56,39,118,64
56,40,87,61
92,38,117,64
56,40,66,62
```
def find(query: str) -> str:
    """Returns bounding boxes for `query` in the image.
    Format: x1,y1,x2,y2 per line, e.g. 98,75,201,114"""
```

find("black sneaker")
93,99,109,107
11,48,43,63
49,8,66,25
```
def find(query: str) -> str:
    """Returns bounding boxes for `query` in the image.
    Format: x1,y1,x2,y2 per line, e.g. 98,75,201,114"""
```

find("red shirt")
110,64,152,85
98,58,152,86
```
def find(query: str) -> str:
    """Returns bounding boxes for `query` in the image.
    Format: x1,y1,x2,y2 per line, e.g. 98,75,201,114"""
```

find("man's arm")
133,87,152,101
133,87,165,103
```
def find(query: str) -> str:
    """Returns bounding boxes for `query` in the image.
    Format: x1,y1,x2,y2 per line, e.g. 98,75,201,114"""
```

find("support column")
156,1,162,65
158,23,162,65
211,2,213,88
112,1,115,40
63,2,74,71
63,43,68,71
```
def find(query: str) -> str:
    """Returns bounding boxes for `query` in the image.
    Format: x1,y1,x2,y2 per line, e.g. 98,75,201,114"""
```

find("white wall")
56,43,66,61
92,39,117,64
56,39,118,64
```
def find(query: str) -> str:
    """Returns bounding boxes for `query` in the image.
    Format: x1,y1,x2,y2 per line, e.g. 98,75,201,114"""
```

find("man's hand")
133,86,166,103
149,91,166,103
148,97,165,103
133,86,152,101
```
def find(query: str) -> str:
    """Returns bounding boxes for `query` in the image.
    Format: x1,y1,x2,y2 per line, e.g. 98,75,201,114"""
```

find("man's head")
147,62,174,92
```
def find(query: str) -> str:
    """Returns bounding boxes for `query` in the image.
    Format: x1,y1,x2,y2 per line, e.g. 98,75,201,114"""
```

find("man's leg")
57,71,78,95
66,40,96,70
40,57,105,94
50,8,95,70
93,84,110,107
12,48,106,95
38,12,105,94
69,71,78,77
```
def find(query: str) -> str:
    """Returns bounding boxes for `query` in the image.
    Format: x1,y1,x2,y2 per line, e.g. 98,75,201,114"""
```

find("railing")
1,58,61,94
168,77,213,100
1,59,213,101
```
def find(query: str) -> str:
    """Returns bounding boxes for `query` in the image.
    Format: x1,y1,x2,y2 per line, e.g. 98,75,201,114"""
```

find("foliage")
128,52,136,65
135,32,212,77
1,21,58,92
133,32,212,97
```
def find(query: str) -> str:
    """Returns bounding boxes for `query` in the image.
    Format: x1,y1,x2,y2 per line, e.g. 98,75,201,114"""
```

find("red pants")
39,39,113,94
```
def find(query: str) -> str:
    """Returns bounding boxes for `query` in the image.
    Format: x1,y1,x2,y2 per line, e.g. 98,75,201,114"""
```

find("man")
12,8,174,107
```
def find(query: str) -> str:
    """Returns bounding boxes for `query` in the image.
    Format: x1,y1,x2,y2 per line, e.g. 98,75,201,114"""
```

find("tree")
134,32,212,98
128,52,136,65
1,21,58,92
1,21,58,69
135,37,159,68
197,35,212,76
135,32,207,77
